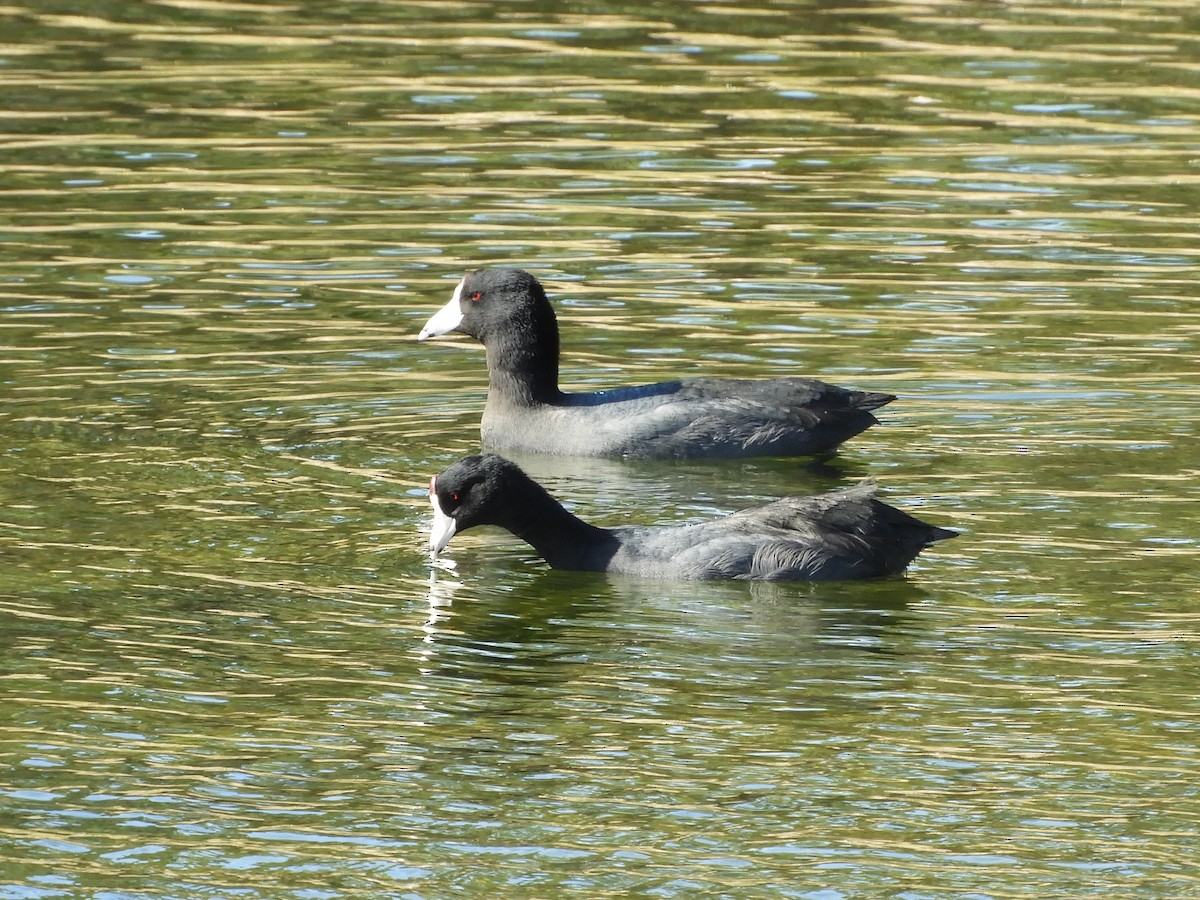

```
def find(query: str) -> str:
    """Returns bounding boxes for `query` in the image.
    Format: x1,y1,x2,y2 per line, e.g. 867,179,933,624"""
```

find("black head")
418,267,559,346
428,454,541,554
418,268,564,403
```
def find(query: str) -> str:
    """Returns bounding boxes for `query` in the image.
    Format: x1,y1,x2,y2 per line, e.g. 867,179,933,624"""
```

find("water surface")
2,0,1198,896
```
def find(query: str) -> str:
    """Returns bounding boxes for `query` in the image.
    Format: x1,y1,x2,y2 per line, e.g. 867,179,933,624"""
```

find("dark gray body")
481,377,888,460
430,456,957,582
421,268,893,461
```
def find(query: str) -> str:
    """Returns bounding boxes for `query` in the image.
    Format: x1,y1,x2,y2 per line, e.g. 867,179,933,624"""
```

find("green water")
2,0,1198,896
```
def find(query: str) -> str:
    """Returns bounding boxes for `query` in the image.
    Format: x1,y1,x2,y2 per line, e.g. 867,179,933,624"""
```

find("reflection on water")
2,0,1199,896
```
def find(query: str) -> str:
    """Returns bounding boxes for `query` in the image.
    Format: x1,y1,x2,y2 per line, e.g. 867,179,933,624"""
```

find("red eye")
470,291,482,301
451,492,460,501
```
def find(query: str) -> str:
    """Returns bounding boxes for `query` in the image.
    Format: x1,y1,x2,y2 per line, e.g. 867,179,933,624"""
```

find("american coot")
429,455,956,581
417,268,894,460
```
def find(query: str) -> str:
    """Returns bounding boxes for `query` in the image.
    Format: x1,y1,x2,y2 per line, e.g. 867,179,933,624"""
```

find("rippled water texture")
2,1,1198,896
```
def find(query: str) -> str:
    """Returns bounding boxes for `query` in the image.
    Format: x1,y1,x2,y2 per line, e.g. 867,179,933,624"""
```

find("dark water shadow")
413,563,930,687
498,448,880,519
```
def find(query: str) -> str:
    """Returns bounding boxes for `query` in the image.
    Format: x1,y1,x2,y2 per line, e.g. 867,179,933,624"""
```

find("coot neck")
483,323,564,406
506,487,620,572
